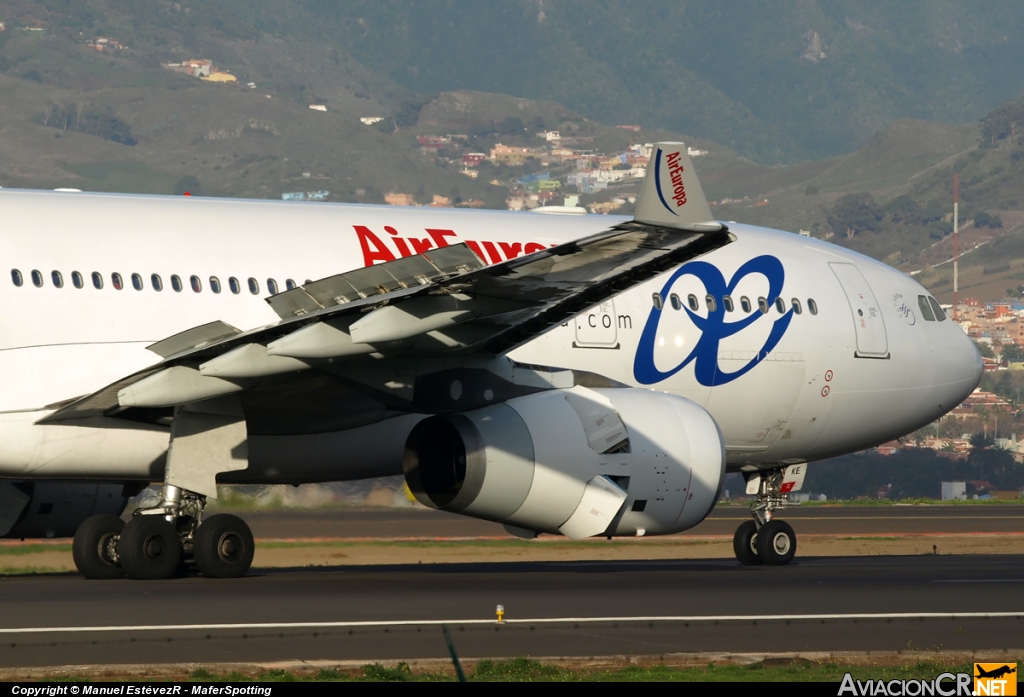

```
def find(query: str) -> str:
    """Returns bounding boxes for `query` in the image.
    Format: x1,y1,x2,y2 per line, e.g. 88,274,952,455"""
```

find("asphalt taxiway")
239,503,1024,538
2,554,1023,667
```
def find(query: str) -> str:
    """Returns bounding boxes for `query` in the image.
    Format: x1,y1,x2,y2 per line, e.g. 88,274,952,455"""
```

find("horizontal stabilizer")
635,142,721,231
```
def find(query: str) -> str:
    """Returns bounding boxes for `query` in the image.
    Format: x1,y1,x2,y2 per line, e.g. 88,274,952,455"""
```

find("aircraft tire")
193,514,254,578
72,514,126,579
756,519,796,566
119,515,183,580
732,520,762,565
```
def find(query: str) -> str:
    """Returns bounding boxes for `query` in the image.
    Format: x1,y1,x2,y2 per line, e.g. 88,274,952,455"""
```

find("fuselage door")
574,300,619,349
829,262,889,358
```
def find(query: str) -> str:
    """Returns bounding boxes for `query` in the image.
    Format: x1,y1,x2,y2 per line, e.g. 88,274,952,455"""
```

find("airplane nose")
944,323,983,407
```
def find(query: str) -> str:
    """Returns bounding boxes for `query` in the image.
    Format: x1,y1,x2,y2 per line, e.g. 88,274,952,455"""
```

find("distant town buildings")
164,59,237,84
384,193,416,207
281,191,330,202
86,37,125,51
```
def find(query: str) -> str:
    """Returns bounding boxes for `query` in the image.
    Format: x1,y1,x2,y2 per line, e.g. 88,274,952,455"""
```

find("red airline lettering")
665,151,687,207
355,225,550,268
355,225,397,266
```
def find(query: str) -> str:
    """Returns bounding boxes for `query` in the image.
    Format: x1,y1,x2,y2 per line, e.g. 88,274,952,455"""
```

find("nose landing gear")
732,468,798,566
72,484,254,580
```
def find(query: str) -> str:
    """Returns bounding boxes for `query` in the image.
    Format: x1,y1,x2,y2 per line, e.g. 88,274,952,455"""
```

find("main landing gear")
72,484,254,580
733,468,797,566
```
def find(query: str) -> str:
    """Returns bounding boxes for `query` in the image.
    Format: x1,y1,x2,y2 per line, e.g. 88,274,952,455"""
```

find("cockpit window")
918,295,935,322
929,297,946,321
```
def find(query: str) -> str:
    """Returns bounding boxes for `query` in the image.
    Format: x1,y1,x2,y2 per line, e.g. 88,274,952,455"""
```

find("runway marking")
3,612,1024,635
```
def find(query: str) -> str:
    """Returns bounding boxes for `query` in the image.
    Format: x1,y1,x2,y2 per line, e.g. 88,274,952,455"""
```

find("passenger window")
775,297,786,313
286,279,297,290
792,298,802,315
652,292,663,310
670,293,682,311
248,277,260,295
929,297,946,321
71,271,84,289
131,273,143,291
723,295,734,312
31,270,43,287
11,269,23,287
267,278,279,295
705,295,718,312
151,274,163,292
171,275,183,293
758,297,769,314
918,295,935,321
740,296,751,313
687,294,699,311
51,271,63,288
92,272,103,290
229,277,241,294
190,275,202,293
111,273,123,290
808,299,818,315
210,276,222,294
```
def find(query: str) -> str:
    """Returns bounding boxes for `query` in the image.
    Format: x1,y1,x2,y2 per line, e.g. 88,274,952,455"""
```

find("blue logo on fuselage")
633,255,794,386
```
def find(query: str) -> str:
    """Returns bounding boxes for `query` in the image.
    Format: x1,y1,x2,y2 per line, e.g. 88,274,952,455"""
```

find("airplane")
0,143,981,580
976,666,1017,680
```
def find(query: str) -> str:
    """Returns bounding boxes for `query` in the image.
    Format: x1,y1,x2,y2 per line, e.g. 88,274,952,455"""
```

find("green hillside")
3,0,1024,163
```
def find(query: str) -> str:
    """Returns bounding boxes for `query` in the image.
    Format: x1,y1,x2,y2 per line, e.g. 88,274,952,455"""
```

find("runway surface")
3,554,1024,667
239,504,1024,539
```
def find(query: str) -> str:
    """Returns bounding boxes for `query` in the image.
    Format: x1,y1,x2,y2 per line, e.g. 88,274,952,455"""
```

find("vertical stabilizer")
635,142,721,231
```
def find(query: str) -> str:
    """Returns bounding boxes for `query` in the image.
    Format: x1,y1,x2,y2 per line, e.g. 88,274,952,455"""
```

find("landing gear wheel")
72,514,125,579
756,520,796,566
733,520,762,566
119,515,183,580
194,514,254,578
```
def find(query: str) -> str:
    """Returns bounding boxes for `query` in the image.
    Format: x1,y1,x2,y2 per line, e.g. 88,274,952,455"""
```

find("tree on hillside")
974,340,995,359
826,192,883,238
980,98,1024,147
974,211,1003,229
1002,343,1024,362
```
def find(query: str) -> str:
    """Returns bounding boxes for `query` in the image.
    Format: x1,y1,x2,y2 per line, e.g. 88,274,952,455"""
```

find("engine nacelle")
404,386,724,538
0,481,129,538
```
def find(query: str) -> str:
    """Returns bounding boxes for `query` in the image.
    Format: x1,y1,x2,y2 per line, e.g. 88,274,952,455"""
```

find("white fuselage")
0,190,982,480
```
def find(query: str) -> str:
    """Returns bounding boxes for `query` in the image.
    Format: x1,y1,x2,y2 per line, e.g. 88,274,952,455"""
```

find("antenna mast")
953,173,959,321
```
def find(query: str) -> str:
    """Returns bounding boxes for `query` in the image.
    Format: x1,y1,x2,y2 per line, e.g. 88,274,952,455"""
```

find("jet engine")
404,386,724,538
0,481,129,539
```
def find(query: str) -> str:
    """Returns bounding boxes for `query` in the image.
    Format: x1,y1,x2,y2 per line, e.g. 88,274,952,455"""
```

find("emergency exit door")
829,262,889,358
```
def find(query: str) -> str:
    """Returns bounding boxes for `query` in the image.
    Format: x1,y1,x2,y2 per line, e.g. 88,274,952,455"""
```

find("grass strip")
44,657,1014,682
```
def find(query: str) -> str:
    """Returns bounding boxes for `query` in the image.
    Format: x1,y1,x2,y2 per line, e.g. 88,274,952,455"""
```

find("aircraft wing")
40,143,731,423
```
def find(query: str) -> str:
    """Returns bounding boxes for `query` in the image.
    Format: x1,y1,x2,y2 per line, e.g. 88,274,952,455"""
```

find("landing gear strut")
73,484,254,580
732,468,798,566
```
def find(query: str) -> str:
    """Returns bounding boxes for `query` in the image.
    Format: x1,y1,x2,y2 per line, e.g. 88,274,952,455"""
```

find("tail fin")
634,142,721,231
